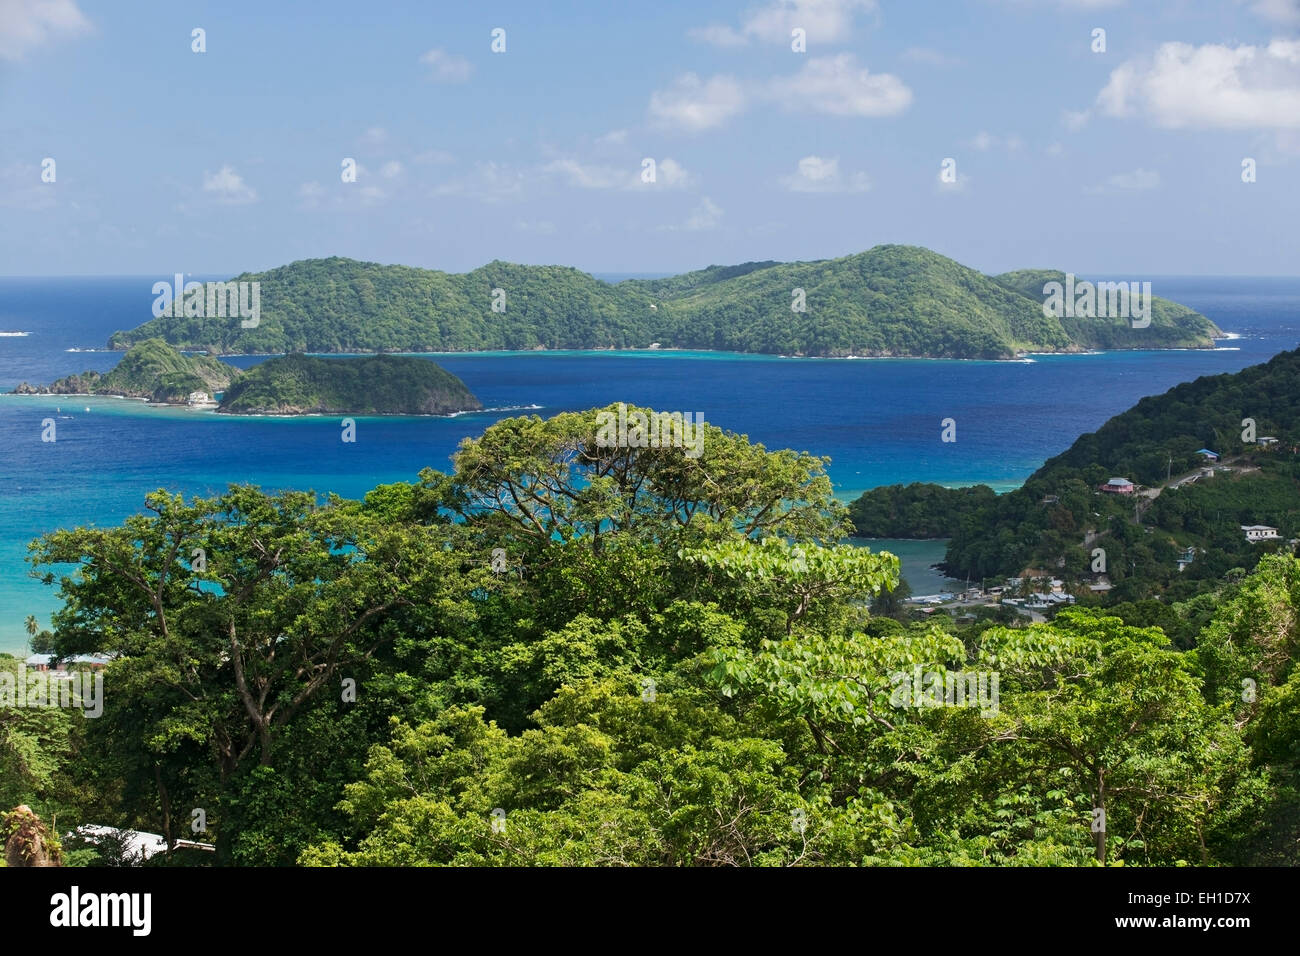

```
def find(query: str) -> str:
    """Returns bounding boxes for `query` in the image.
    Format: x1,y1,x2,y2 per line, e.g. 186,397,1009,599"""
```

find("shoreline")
88,339,1233,363
0,392,489,419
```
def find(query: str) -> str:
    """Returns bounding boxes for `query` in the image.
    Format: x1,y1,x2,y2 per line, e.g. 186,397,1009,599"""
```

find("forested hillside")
218,354,481,415
8,403,1297,867
108,246,1221,359
850,347,1300,599
14,338,239,403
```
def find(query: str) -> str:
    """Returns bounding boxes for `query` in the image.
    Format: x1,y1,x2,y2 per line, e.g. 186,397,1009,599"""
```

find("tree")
28,485,478,861
452,404,847,550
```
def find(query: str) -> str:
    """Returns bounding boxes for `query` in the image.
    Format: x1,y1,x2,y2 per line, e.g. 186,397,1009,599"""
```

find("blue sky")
1,0,1298,276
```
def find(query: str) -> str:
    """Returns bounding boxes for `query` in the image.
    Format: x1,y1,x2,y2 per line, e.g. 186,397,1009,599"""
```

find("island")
13,340,482,417
216,353,482,416
13,338,238,404
106,245,1222,360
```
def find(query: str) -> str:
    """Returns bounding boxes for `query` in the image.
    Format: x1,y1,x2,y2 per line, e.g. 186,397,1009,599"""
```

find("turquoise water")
1,276,1296,653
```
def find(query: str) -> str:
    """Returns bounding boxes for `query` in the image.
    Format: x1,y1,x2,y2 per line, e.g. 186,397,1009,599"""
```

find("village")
907,443,1291,621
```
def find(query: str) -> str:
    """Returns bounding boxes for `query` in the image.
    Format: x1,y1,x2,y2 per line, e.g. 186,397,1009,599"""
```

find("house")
1196,449,1219,462
1177,546,1197,571
1040,495,1059,505
71,825,214,863
1258,436,1279,446
1099,477,1135,494
1242,525,1281,543
23,653,112,673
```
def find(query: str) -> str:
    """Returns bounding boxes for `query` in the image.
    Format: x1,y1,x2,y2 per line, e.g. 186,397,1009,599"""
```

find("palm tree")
24,614,38,654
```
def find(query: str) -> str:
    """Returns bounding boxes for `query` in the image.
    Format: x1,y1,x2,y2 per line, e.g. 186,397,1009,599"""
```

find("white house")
71,825,214,862
1242,525,1281,543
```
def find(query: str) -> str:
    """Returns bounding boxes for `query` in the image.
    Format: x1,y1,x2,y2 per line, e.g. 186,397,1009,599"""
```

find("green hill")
850,347,1300,599
994,269,1218,350
14,338,238,403
217,354,482,416
107,246,1221,359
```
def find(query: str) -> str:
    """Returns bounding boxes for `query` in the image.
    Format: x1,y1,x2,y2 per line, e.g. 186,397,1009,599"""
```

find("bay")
0,275,1296,653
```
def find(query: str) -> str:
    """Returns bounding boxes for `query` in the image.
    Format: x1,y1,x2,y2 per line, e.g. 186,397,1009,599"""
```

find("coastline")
90,340,1231,363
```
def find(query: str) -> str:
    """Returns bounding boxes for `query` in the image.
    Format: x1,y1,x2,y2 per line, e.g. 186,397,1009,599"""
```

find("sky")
1,0,1298,277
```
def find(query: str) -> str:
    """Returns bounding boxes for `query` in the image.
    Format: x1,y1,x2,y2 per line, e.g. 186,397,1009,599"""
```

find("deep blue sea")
1,275,1297,652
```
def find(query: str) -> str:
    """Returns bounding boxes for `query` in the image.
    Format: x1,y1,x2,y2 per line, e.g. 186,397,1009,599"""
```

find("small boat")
0,330,30,337
84,406,90,412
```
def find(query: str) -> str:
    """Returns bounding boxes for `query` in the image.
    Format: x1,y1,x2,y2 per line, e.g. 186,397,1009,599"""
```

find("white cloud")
783,155,870,192
0,0,90,61
684,197,723,230
433,161,526,202
380,160,404,179
202,165,257,204
652,158,692,188
359,127,388,147
1045,141,1065,156
648,72,747,131
691,0,876,47
543,158,628,189
543,156,693,190
968,131,1023,151
901,46,962,67
596,129,629,146
298,181,324,208
1089,167,1161,191
1000,0,1124,7
1063,108,1091,131
1097,39,1300,129
767,53,912,116
420,48,473,83
1245,0,1300,23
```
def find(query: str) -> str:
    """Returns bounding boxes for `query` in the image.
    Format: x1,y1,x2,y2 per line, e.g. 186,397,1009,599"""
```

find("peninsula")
13,341,482,417
13,338,238,403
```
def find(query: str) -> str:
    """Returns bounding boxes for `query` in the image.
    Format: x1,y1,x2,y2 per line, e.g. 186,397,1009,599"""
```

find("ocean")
1,275,1297,653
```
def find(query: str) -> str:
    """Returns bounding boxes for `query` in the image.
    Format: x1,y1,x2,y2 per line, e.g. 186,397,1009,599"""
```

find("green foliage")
21,406,1297,867
863,347,1300,586
17,338,238,402
107,247,1219,359
218,353,481,415
848,482,997,538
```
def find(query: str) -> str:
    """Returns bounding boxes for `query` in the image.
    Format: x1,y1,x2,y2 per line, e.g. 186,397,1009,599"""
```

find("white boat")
0,330,29,337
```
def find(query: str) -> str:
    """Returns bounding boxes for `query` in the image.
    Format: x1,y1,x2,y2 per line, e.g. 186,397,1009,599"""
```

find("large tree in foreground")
28,485,475,856
451,404,848,549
